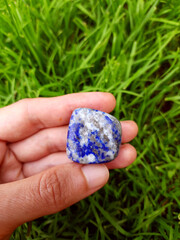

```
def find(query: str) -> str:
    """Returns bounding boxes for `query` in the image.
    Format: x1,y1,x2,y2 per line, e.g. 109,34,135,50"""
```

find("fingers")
9,121,138,163
0,164,109,237
9,126,68,163
23,143,137,177
0,92,116,142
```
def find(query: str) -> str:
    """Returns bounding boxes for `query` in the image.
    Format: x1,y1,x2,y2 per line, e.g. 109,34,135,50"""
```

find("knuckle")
37,169,69,209
45,130,59,154
18,98,45,129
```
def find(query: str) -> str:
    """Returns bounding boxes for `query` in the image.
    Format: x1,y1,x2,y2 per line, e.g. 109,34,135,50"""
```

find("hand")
0,92,138,239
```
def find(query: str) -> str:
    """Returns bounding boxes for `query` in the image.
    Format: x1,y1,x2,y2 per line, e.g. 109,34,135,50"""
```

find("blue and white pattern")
66,108,122,164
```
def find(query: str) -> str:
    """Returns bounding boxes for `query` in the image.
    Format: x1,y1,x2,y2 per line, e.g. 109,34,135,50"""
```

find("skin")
0,92,138,240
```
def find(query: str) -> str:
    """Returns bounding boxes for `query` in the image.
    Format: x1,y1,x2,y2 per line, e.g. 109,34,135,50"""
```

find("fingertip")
108,93,116,112
127,143,137,161
81,164,109,189
104,92,116,108
121,120,138,143
95,92,116,113
119,143,137,164
130,121,138,137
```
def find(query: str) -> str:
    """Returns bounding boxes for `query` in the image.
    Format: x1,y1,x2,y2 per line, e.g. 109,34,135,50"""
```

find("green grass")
0,0,180,239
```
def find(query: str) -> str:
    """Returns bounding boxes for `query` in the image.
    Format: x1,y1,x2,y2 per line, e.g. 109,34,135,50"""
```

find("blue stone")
66,108,122,164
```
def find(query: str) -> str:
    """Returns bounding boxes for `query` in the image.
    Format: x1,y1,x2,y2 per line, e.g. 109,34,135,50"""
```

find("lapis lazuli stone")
66,108,122,164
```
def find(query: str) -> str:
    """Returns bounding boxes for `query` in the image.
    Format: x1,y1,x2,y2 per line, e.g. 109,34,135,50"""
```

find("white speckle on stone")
106,150,114,159
87,154,96,163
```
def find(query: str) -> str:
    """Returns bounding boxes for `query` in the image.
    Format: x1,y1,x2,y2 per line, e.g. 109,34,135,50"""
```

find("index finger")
0,92,116,142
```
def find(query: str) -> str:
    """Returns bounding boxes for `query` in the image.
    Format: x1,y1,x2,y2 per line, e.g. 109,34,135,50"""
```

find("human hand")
0,92,138,239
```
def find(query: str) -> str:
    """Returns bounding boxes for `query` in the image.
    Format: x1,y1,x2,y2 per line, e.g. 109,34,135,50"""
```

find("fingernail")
81,164,109,189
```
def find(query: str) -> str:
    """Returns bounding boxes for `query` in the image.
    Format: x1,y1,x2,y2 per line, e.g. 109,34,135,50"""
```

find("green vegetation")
0,0,179,239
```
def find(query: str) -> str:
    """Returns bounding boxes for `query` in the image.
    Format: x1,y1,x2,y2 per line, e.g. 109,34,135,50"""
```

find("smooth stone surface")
66,108,122,164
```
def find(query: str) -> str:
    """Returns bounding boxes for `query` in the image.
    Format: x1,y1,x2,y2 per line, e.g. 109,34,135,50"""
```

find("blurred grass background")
0,0,180,239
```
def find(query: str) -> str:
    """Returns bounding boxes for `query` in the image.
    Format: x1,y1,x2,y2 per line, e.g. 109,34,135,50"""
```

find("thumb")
0,163,109,238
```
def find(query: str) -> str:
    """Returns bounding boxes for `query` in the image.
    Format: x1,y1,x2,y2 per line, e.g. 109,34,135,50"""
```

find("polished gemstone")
66,108,121,164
